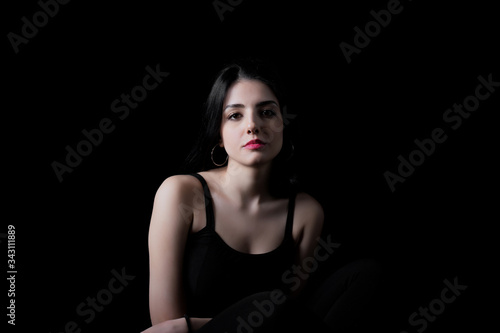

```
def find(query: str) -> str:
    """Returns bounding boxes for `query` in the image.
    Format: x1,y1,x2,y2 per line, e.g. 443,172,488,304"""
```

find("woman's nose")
247,123,260,134
246,113,261,134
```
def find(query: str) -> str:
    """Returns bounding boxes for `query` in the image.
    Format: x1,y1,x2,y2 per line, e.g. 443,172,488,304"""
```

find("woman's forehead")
223,79,278,108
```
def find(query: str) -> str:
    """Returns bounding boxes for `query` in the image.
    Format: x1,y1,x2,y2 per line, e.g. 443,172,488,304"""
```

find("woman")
142,59,380,333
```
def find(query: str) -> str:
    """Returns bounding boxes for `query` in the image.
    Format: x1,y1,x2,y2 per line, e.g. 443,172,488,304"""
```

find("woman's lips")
244,139,266,149
245,143,266,149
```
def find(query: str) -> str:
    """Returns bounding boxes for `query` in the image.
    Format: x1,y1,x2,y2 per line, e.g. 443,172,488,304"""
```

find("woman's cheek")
269,118,284,134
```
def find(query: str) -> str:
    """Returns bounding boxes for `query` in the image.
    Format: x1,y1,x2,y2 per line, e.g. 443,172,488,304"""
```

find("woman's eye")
261,109,276,117
228,113,241,120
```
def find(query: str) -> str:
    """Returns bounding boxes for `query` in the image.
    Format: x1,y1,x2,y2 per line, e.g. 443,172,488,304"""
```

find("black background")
4,0,498,332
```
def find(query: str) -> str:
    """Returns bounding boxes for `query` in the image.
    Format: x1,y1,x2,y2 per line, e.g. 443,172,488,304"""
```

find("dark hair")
182,58,299,197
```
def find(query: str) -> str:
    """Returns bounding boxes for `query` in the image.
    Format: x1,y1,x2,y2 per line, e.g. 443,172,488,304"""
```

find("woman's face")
220,79,284,168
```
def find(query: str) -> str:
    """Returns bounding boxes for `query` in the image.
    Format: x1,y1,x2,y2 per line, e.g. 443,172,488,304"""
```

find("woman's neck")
218,161,273,210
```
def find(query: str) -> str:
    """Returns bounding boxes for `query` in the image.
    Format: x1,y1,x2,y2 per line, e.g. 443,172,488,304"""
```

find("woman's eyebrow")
224,103,244,111
224,100,278,111
256,100,279,108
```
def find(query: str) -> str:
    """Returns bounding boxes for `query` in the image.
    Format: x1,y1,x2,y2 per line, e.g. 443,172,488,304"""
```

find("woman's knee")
355,258,382,277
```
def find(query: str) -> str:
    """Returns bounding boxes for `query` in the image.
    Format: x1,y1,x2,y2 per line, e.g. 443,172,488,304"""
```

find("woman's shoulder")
295,192,323,212
155,173,204,203
294,192,324,229
158,173,201,188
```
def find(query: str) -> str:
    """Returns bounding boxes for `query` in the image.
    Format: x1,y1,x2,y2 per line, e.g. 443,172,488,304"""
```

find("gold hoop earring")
211,144,228,166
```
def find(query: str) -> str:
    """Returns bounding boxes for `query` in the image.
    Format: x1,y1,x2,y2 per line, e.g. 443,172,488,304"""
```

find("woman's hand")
141,318,187,333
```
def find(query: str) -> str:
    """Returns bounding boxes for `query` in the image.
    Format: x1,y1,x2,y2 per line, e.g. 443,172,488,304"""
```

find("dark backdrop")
5,0,498,332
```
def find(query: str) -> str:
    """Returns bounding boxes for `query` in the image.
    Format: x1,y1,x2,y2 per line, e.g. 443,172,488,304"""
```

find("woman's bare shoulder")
294,192,324,229
295,192,323,214
154,174,204,205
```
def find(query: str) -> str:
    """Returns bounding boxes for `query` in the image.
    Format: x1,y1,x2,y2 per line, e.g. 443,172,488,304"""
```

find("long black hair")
182,58,299,197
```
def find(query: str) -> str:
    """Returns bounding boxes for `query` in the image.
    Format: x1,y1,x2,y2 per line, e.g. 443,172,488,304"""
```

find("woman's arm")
146,175,212,332
141,317,212,333
148,175,191,322
290,193,325,297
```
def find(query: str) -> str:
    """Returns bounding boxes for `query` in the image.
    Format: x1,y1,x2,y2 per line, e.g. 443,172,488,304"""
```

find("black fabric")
182,173,382,332
302,258,382,332
183,173,297,318
195,259,382,333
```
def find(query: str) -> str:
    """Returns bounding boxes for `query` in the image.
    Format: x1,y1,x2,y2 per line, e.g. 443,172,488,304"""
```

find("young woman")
142,59,380,333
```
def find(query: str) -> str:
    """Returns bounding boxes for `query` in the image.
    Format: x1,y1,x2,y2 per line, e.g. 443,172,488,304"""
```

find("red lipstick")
244,139,266,150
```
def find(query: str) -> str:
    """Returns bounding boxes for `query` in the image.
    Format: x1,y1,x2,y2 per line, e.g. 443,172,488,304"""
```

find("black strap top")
183,173,297,318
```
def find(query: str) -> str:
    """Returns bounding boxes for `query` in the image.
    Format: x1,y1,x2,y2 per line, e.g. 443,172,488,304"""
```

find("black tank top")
183,173,297,318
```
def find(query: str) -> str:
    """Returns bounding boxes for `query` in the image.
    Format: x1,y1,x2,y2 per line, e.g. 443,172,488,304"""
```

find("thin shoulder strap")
285,191,297,238
187,173,215,229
